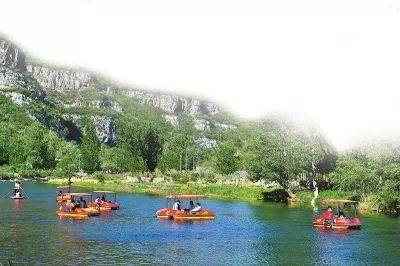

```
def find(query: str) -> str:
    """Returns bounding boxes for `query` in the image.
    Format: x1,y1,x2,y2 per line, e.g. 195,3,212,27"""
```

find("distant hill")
0,36,238,147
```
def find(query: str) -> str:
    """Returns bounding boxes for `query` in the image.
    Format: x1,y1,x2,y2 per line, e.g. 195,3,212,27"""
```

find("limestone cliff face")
27,65,97,92
0,37,235,147
0,39,27,88
26,62,224,131
0,39,26,71
124,90,219,116
26,63,219,118
61,114,117,145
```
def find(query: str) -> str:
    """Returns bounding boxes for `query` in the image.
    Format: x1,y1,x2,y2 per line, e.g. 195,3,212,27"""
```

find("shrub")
94,172,106,183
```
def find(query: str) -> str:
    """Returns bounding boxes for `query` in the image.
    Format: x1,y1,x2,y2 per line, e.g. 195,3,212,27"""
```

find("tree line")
0,93,398,214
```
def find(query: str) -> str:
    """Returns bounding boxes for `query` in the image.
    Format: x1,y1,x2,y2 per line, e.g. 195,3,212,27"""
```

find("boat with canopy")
156,195,215,221
313,199,361,230
57,193,101,219
88,191,120,211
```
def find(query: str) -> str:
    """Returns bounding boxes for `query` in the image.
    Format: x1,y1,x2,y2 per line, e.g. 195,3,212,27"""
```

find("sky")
1,0,400,150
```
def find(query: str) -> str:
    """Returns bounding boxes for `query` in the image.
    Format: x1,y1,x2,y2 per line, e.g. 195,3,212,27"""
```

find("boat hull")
88,201,120,211
10,196,24,200
156,208,215,221
57,205,101,218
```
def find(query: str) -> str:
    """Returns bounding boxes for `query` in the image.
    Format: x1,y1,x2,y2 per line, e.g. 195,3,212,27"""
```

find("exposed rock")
92,115,117,145
152,177,165,184
0,39,26,71
125,89,219,116
163,114,179,127
61,114,117,145
139,175,153,183
63,97,122,113
104,86,119,94
92,98,122,112
124,176,140,183
194,119,211,131
196,137,217,149
3,91,31,105
0,67,27,88
215,123,238,130
27,64,96,92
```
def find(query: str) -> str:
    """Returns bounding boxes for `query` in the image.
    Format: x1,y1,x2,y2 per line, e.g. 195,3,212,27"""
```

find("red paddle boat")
156,195,215,221
88,191,120,211
313,199,361,230
57,193,101,219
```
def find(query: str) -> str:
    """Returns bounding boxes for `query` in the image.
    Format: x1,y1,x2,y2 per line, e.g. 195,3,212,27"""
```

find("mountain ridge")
0,36,240,147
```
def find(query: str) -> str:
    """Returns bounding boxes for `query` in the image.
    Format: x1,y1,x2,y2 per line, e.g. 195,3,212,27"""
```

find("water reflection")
0,182,398,265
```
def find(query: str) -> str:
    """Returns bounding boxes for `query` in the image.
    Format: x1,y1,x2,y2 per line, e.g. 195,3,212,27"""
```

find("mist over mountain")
0,35,334,150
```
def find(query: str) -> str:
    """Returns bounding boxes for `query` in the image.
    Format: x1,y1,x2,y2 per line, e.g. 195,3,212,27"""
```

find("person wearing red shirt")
322,206,334,220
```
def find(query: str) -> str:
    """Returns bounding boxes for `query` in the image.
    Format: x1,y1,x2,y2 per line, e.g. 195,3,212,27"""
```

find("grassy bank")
47,178,269,202
47,177,372,208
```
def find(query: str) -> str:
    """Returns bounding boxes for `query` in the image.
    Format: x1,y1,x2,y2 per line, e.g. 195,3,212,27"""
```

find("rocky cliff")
0,38,27,88
0,37,238,147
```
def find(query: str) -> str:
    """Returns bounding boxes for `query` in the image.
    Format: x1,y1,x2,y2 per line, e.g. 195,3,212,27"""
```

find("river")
0,182,398,265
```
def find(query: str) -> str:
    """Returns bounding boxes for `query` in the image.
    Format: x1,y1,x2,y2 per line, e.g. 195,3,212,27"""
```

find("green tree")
329,154,379,194
0,122,10,165
8,133,26,167
24,122,48,169
101,146,146,173
244,130,312,189
376,179,400,215
159,116,198,171
56,143,79,178
43,131,62,168
212,140,240,175
80,118,101,173
117,115,167,172
141,126,163,172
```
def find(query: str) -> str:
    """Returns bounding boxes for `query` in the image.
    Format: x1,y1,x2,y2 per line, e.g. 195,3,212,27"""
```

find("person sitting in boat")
94,196,102,207
334,211,346,223
322,206,334,224
172,200,181,211
191,202,202,214
184,200,195,211
57,190,63,196
101,194,106,202
70,199,76,211
79,197,87,208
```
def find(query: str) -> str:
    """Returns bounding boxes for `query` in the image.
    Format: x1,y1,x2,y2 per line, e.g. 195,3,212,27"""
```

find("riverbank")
46,177,369,208
47,177,270,202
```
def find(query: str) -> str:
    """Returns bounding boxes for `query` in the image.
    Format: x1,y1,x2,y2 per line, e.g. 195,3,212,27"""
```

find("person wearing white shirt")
172,200,181,211
191,203,202,213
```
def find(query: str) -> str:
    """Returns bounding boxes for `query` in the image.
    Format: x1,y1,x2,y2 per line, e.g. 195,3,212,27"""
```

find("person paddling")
14,181,21,196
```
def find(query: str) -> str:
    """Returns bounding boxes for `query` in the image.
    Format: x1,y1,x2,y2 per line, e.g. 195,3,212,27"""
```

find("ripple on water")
0,182,399,265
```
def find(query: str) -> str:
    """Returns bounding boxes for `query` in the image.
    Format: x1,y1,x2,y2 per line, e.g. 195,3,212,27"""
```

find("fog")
1,0,400,150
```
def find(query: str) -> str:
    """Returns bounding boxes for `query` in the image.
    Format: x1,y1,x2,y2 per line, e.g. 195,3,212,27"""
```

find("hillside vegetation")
0,36,398,215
